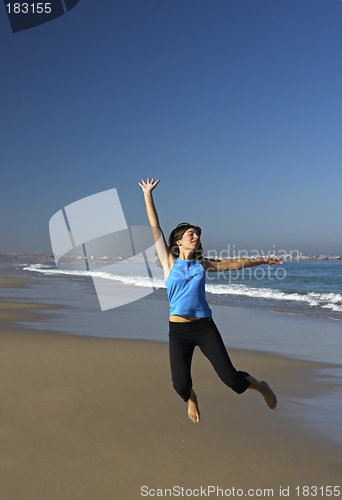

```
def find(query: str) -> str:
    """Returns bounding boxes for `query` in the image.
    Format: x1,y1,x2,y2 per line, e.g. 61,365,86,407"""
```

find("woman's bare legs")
246,375,277,411
188,388,200,422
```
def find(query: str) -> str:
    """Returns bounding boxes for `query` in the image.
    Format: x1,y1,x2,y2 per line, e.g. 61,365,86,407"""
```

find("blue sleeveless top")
165,258,212,318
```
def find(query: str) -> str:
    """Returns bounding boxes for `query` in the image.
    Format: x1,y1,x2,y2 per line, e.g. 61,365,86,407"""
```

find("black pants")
169,317,250,402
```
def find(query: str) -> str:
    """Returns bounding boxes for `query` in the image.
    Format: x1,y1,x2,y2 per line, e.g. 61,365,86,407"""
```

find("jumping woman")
139,178,280,423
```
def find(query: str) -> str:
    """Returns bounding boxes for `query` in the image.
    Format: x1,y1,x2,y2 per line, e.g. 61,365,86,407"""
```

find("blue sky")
1,0,341,256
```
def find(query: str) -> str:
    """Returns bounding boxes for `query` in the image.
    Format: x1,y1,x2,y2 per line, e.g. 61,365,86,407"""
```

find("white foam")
23,264,342,313
23,264,166,289
205,283,342,310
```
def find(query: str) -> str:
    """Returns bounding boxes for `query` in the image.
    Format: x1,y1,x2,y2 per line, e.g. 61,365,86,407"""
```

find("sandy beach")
0,275,341,500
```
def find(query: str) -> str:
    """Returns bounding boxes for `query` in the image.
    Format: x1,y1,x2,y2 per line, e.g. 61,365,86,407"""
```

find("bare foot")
259,381,277,411
188,388,200,423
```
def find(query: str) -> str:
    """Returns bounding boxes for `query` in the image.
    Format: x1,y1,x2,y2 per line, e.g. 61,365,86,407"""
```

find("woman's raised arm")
138,178,174,276
138,178,161,228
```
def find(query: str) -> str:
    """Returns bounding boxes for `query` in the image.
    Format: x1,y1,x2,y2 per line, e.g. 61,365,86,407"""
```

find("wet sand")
0,276,341,499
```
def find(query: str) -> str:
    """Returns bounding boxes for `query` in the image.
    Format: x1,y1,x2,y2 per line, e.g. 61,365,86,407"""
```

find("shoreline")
1,270,342,365
4,260,342,324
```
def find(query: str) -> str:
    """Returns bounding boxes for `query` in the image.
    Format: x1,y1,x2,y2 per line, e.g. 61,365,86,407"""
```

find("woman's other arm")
202,257,282,272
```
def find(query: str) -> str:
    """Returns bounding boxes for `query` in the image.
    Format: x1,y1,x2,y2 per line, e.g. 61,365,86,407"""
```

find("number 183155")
295,486,340,497
6,3,52,14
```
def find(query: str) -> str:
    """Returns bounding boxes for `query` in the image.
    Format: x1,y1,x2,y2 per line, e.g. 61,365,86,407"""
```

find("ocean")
21,259,342,320
1,259,341,362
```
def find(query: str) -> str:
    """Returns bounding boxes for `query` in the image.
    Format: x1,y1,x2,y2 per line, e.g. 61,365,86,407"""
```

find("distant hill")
0,253,54,264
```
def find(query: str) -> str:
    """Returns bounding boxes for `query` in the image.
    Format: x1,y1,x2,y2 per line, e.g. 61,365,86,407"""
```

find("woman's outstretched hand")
138,178,160,194
264,258,282,266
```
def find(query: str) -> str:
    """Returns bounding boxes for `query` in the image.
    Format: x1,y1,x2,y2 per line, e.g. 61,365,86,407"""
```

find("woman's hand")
138,178,160,194
264,258,282,266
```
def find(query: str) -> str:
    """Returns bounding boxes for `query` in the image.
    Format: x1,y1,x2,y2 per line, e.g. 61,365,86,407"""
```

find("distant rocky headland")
0,252,340,264
0,253,55,264
296,254,341,260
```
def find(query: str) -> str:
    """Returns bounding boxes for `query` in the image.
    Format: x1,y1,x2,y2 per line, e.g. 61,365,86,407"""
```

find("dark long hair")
168,222,205,261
